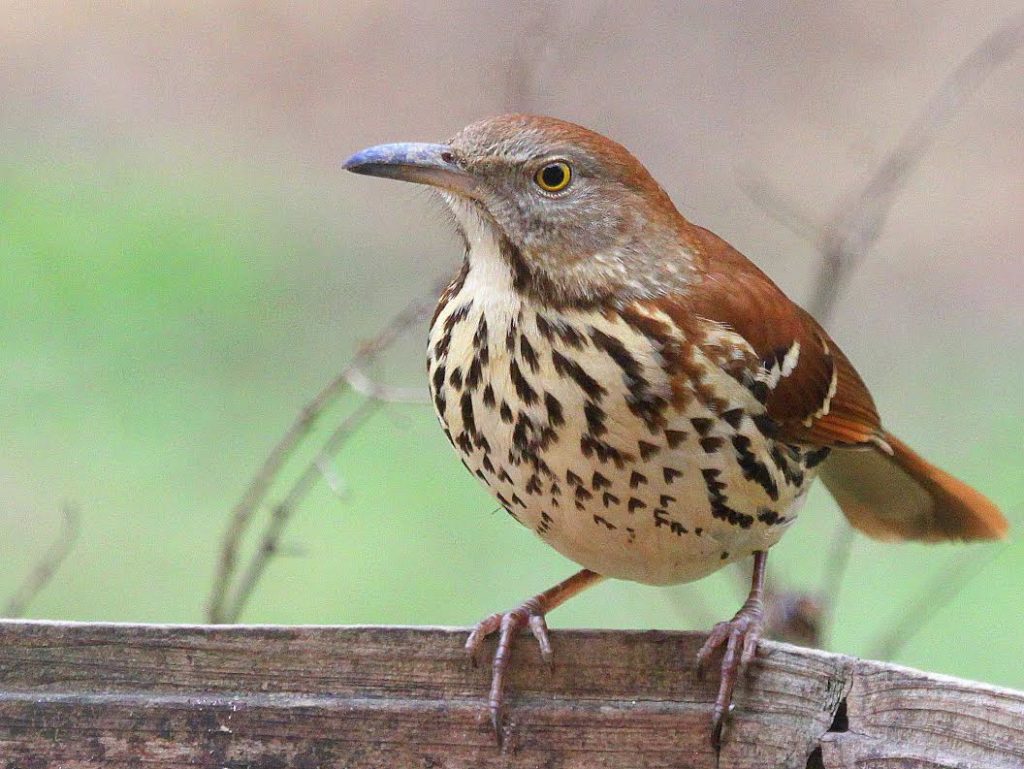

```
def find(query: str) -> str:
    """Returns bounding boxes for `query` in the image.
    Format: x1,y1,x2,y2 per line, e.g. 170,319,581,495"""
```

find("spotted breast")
427,232,828,587
349,114,1005,744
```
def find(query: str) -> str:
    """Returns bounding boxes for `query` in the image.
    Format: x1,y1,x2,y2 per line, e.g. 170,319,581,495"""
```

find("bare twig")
734,171,821,243
317,458,351,501
742,13,1024,650
818,523,856,630
761,523,853,647
808,13,1024,646
4,503,80,618
344,366,429,404
503,3,551,112
870,545,1008,661
206,286,443,623
763,588,825,649
501,2,610,113
219,397,384,623
810,11,1024,323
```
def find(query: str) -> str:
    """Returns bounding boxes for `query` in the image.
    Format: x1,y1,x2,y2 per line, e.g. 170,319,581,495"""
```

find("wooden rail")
0,621,1021,768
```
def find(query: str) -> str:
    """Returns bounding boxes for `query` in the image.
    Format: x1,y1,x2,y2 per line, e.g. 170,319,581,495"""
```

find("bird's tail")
818,432,1008,542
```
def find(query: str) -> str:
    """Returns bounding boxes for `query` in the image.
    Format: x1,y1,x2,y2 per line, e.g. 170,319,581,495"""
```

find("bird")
343,115,1007,747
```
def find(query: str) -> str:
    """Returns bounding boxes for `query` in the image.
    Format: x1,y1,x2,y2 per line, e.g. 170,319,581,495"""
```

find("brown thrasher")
344,115,1007,746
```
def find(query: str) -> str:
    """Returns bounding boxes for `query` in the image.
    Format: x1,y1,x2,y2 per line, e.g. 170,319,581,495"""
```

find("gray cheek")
558,199,622,252
478,188,526,232
484,183,628,265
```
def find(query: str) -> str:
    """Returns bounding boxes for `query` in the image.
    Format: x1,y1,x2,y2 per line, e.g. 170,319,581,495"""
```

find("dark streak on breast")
544,392,564,427
520,333,540,372
702,468,754,528
731,434,780,501
665,429,687,448
509,359,538,405
584,401,607,437
552,350,606,400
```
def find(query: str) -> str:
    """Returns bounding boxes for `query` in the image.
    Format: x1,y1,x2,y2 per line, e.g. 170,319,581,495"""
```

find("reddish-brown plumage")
346,114,1008,748
669,221,884,449
821,433,1009,542
653,218,1005,543
453,113,682,224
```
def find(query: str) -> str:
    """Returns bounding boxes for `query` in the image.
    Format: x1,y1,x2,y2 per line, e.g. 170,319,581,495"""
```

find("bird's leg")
466,568,605,743
696,549,768,747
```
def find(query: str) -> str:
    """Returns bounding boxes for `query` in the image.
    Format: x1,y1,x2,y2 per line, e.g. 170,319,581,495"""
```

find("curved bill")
343,142,479,198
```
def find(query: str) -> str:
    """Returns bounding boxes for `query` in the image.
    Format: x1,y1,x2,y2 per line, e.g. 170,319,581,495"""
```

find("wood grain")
0,621,1019,768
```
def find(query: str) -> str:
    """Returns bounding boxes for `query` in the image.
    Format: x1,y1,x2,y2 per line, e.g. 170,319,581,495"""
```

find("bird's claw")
465,599,551,745
696,607,764,748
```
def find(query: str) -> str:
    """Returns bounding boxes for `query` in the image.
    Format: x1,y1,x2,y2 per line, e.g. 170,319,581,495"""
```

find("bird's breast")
426,265,824,585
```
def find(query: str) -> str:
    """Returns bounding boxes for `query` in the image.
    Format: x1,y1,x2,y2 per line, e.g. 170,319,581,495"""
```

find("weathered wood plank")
819,661,1024,768
0,621,1020,768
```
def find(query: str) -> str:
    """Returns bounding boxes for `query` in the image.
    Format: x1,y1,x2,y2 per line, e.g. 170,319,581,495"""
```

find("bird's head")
344,115,695,306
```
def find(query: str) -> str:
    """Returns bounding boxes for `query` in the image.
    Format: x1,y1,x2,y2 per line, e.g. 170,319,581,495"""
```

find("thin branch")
735,171,821,243
209,0,614,626
808,13,1024,640
810,11,1024,323
502,2,610,113
869,545,1007,661
206,286,443,623
317,458,351,502
4,503,80,618
219,397,384,623
503,3,550,113
344,366,430,404
736,13,1024,650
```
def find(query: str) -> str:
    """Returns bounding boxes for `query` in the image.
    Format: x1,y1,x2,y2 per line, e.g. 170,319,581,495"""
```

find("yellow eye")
534,161,572,192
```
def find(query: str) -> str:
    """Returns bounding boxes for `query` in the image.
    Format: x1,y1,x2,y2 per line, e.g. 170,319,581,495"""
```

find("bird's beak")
343,142,479,198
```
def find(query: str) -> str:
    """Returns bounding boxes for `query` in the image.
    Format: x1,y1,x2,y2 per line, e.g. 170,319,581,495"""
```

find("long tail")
818,432,1008,542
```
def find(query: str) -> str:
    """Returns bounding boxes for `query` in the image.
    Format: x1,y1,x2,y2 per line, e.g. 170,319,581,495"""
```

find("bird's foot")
463,570,602,746
465,596,551,745
696,602,764,748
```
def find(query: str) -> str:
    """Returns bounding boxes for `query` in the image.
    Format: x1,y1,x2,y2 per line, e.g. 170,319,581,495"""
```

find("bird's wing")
631,224,1006,542
641,224,883,448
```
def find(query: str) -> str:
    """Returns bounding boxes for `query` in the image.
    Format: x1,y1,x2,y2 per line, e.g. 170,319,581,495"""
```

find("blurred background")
1,2,1022,689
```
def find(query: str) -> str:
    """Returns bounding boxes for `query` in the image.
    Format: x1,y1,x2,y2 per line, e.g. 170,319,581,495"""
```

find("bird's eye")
534,161,572,193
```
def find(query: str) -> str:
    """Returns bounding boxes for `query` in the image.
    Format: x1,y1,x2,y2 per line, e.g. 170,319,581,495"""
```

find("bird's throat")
453,202,521,318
